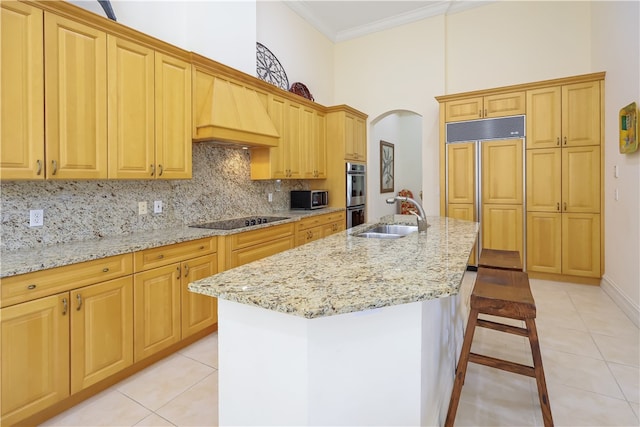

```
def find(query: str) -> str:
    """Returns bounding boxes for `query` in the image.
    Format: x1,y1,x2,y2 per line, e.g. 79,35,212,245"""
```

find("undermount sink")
355,224,419,239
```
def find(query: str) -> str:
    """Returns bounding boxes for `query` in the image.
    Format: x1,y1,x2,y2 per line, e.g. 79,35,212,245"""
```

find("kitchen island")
189,215,478,426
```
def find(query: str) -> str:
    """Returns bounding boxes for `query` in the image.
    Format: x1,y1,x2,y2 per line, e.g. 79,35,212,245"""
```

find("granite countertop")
189,215,479,319
0,208,344,278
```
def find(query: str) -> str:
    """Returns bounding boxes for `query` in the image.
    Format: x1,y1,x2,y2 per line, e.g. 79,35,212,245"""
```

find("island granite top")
189,215,479,319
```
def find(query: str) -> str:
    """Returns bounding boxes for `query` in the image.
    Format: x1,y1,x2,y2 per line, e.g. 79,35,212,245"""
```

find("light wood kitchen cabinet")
0,2,44,180
133,263,181,361
181,254,218,339
562,213,601,277
0,253,134,426
526,81,600,149
44,12,108,179
70,276,133,394
133,237,217,360
1,294,70,426
107,36,155,179
155,53,192,179
562,145,601,213
527,145,600,214
251,96,327,180
226,223,295,268
445,91,525,122
446,142,475,205
481,139,523,204
482,204,523,257
326,106,367,162
295,211,346,246
527,212,562,274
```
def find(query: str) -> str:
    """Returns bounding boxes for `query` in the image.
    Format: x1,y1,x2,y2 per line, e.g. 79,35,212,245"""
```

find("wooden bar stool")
478,248,522,271
445,267,553,427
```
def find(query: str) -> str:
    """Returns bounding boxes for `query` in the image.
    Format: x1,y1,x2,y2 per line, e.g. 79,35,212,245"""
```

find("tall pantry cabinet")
438,72,605,283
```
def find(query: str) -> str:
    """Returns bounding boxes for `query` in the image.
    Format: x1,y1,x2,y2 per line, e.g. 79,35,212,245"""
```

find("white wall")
369,112,423,222
445,1,592,93
591,1,640,323
70,0,256,74
256,2,334,105
334,17,446,216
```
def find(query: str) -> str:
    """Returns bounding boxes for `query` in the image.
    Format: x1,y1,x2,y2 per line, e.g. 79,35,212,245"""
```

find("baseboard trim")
601,274,640,328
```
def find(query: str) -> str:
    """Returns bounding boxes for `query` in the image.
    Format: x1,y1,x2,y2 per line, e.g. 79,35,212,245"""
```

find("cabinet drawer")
1,254,133,308
296,215,327,232
230,236,295,268
134,237,216,272
229,224,294,250
323,211,345,224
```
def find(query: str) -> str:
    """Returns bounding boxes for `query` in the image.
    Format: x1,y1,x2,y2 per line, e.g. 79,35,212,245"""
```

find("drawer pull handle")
76,294,82,311
36,160,42,175
177,266,181,279
62,298,68,315
51,160,58,175
158,254,164,259
151,164,155,176
199,246,205,250
27,284,37,290
158,164,164,176
102,267,109,273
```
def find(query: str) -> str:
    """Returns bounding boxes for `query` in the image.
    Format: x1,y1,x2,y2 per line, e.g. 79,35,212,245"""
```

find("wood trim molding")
435,72,606,103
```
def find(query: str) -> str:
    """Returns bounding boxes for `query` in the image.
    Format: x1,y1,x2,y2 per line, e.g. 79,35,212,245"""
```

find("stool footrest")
477,319,528,337
469,352,535,377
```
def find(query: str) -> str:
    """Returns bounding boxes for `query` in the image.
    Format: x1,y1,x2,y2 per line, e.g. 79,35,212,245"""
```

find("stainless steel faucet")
385,196,429,232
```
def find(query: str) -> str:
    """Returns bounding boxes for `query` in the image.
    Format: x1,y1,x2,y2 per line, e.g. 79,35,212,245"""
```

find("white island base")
218,295,467,426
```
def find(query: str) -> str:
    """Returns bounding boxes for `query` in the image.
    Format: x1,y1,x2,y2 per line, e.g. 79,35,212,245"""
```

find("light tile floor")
42,273,639,426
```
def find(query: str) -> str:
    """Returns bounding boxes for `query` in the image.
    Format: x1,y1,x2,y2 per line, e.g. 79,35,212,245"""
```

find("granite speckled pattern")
0,143,306,251
189,215,479,319
0,208,344,278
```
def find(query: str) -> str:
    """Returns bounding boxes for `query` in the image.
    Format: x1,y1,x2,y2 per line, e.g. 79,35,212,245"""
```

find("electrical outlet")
153,200,163,213
268,193,273,203
30,209,44,227
138,201,147,215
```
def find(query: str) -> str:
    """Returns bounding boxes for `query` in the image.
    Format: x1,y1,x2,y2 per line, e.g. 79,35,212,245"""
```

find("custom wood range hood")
191,54,280,148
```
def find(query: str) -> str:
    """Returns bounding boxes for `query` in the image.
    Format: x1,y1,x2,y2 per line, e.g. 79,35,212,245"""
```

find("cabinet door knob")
36,160,42,175
76,293,83,311
102,267,109,273
27,284,37,290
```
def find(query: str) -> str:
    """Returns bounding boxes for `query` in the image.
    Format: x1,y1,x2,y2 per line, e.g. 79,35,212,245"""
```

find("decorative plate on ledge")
289,82,314,101
256,42,289,90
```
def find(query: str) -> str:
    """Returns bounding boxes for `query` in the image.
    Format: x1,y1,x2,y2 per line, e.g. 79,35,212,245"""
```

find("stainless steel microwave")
290,190,328,210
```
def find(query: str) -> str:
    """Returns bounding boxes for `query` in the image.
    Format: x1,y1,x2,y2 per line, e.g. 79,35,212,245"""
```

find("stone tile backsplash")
0,143,306,251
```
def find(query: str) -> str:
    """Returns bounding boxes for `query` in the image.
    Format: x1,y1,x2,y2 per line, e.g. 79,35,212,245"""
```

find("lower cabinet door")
134,264,181,361
562,213,601,277
482,204,523,258
70,276,133,393
526,212,562,274
181,254,218,338
448,203,476,265
1,294,70,426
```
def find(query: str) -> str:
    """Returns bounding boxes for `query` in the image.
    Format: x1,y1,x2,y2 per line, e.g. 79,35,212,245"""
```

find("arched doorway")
368,110,423,222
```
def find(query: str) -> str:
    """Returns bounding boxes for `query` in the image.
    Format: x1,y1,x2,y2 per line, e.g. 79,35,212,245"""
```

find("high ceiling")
284,1,491,42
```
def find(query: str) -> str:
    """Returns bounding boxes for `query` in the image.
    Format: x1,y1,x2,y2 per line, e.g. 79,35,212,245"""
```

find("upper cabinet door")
526,86,562,149
44,13,107,179
445,97,483,122
562,145,601,213
483,92,525,119
1,2,44,180
107,36,155,179
155,53,192,179
562,81,600,147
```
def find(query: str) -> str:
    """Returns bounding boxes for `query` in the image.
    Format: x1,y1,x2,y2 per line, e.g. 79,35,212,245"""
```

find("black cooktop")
190,216,290,231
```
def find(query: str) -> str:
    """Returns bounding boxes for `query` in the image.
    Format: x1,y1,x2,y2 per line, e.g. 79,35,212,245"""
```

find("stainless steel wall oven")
346,162,366,228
